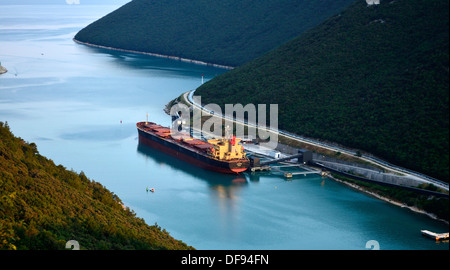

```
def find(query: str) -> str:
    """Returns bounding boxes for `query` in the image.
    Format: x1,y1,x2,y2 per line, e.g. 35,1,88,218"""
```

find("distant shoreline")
72,38,234,70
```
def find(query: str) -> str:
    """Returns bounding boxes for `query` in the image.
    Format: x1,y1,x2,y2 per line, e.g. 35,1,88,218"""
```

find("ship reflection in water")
137,142,248,200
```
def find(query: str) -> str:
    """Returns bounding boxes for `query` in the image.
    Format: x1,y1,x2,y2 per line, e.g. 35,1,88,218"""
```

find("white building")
366,0,380,5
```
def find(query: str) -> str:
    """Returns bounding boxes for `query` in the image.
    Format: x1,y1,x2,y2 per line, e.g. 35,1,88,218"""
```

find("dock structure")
421,230,449,241
246,147,321,178
270,164,322,178
259,153,303,166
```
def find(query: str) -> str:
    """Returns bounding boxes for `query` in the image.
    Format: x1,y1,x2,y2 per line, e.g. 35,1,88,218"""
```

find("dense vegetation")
196,0,449,182
0,122,193,250
74,0,355,67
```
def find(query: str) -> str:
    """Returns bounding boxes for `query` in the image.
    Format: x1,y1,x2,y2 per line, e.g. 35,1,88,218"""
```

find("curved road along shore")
184,89,449,192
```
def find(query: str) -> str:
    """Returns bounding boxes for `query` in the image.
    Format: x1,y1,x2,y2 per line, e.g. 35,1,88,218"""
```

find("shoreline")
329,175,449,225
72,38,235,70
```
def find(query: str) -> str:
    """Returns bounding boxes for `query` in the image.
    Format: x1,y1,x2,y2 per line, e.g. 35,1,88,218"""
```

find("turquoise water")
0,4,448,250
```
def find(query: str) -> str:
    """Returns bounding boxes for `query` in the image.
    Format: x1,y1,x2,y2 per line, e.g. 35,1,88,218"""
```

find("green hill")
74,0,355,67
0,121,193,250
196,0,449,182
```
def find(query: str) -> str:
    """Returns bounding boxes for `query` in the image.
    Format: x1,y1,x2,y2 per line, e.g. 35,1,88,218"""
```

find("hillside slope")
196,0,449,181
0,122,193,250
74,0,355,67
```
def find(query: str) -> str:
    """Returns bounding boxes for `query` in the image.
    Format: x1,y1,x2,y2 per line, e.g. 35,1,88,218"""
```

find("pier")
245,144,322,178
421,230,449,241
270,164,322,178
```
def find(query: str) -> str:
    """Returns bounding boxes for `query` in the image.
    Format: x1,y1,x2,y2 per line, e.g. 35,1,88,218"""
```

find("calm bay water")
0,4,448,250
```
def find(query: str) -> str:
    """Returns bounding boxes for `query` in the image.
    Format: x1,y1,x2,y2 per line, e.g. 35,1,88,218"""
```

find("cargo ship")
137,121,250,173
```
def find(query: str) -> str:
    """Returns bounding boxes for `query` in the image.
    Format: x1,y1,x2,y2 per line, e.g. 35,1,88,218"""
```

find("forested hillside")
0,122,193,250
74,0,355,67
196,0,449,182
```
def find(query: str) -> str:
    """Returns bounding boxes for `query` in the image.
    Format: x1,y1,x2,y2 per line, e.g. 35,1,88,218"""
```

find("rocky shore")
329,175,449,225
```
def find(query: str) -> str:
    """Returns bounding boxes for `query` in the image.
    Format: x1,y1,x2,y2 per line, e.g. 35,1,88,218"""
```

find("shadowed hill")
74,0,355,67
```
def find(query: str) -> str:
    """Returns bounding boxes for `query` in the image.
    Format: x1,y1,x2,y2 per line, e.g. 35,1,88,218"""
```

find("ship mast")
224,124,231,142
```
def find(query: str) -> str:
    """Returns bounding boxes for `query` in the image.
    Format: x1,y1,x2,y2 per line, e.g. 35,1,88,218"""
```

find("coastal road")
182,90,449,192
